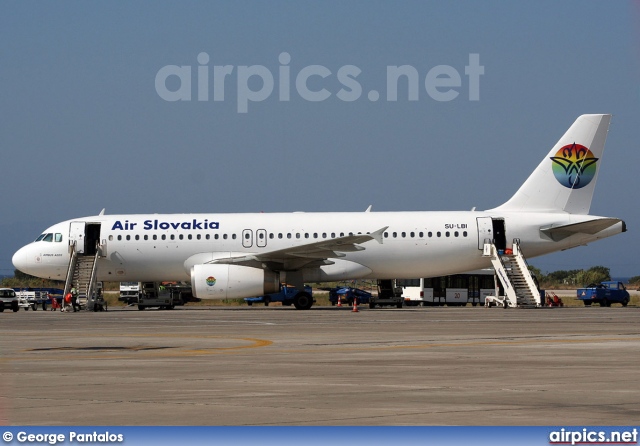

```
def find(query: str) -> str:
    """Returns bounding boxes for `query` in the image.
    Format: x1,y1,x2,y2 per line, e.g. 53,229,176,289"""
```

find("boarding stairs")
483,239,542,308
63,242,100,309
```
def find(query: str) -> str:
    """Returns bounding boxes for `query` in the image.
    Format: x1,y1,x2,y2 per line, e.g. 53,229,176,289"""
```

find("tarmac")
0,305,638,425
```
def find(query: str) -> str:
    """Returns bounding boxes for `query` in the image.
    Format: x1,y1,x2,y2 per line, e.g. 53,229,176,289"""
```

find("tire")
42,302,47,311
583,301,592,306
503,300,508,309
369,302,375,309
331,301,335,306
600,299,608,307
12,301,19,312
396,301,403,309
0,302,4,312
247,301,253,306
622,298,629,307
293,292,313,310
31,304,38,311
138,305,145,310
264,297,270,307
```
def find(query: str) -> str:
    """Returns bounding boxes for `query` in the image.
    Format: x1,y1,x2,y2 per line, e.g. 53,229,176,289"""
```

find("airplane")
12,114,626,310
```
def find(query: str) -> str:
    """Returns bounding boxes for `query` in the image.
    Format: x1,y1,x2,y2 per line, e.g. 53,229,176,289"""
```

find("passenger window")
428,232,432,237
410,232,415,238
401,232,406,238
144,235,148,240
287,233,291,239
197,234,201,240
214,234,218,240
454,231,459,237
161,235,166,240
55,233,63,242
223,234,228,240
322,233,327,238
419,232,423,238
463,231,468,237
206,234,210,240
118,235,122,241
393,232,397,238
437,232,441,237
170,235,175,240
331,233,336,238
296,233,300,239
153,235,157,240
109,235,113,241
135,235,140,240
384,232,388,238
445,232,450,237
187,234,192,240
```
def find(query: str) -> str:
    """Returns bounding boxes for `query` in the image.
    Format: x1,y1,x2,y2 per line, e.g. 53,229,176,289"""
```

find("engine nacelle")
191,264,280,300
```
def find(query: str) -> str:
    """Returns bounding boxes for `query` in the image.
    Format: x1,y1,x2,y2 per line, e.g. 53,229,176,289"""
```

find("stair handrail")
63,241,78,298
85,243,101,309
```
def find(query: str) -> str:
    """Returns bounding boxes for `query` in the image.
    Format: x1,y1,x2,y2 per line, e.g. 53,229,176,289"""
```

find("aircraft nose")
12,245,29,274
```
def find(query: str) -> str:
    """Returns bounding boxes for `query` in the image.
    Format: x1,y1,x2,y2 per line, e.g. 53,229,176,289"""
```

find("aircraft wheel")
293,292,313,310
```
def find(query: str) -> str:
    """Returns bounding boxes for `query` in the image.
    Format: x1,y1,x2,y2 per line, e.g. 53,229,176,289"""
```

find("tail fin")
491,114,611,214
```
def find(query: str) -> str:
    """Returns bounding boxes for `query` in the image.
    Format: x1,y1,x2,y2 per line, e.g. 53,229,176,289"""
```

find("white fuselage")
12,210,624,284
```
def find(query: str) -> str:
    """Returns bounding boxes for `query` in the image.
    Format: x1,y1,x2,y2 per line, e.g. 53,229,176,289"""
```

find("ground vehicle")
328,287,372,306
245,285,312,306
0,288,20,312
137,282,176,310
369,280,403,308
119,281,141,304
13,288,63,311
577,281,630,307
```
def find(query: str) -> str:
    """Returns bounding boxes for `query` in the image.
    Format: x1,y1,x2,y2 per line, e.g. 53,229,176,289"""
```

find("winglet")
99,208,106,216
370,226,388,244
365,205,372,212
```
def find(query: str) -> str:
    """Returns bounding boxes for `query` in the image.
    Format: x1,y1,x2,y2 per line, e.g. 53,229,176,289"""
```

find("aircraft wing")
540,218,622,241
208,226,388,270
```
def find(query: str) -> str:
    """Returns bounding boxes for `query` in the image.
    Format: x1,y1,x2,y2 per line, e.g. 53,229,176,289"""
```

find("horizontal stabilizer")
540,218,623,241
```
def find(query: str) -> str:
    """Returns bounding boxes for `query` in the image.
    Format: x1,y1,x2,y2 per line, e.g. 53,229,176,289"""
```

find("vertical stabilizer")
491,114,611,214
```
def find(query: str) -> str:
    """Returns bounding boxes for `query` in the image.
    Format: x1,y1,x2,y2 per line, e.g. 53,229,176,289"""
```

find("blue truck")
245,285,312,306
577,281,630,307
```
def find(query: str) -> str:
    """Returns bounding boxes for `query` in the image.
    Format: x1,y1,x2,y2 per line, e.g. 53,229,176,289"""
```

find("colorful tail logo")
550,142,598,189
206,276,216,286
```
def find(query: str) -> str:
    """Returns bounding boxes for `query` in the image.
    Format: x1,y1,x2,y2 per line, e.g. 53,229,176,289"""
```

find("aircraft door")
476,217,493,249
242,229,253,248
256,229,267,248
69,222,86,254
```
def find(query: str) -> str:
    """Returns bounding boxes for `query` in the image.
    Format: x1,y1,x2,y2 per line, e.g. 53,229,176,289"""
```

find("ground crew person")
71,287,80,312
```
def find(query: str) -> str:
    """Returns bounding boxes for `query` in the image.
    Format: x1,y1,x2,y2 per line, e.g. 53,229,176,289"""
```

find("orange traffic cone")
337,294,342,307
352,297,359,313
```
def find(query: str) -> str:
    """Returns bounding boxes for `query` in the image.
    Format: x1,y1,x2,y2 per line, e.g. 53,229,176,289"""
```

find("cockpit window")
43,233,53,242
55,233,63,242
35,234,46,242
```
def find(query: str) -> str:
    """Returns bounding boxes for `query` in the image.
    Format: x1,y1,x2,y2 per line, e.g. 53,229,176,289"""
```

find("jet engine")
191,264,280,300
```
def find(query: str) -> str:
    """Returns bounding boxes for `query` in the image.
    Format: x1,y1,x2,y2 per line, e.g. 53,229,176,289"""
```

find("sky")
1,1,639,278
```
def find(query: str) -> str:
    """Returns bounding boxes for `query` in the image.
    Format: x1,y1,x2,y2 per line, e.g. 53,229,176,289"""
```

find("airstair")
63,242,100,309
483,239,542,308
